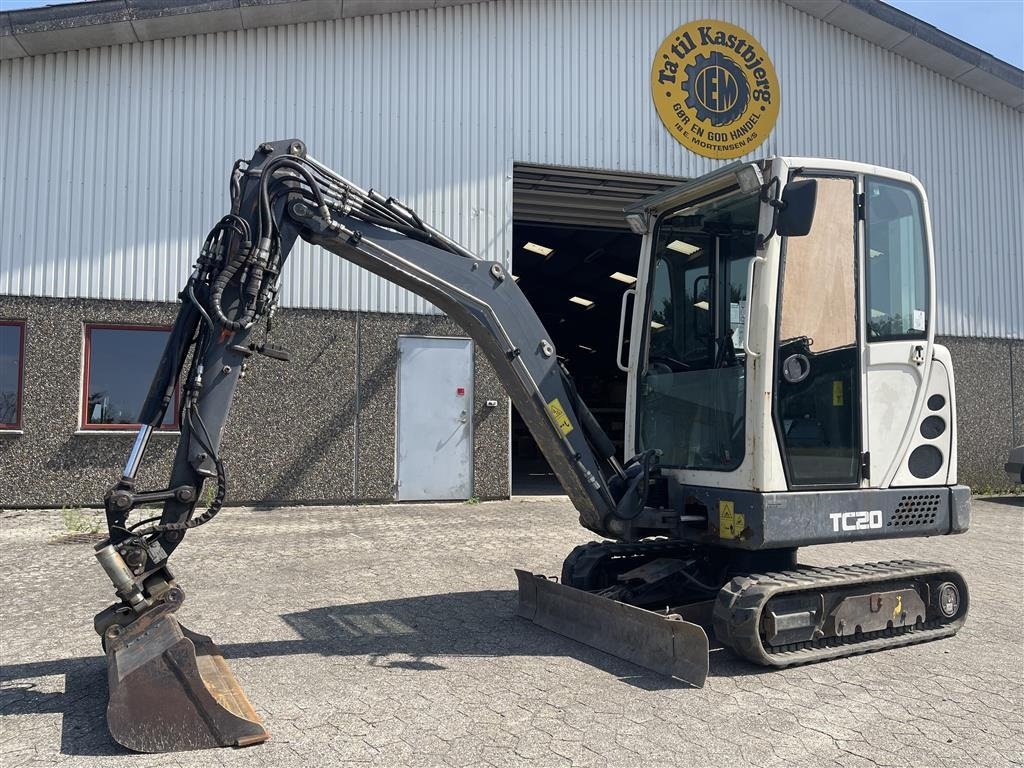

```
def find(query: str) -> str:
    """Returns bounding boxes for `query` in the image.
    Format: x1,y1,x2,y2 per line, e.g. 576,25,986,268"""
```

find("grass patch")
973,483,1023,496
199,482,218,508
61,506,102,535
51,506,106,545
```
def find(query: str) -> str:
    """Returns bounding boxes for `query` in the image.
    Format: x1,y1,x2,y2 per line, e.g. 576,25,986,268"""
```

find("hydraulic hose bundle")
123,145,475,541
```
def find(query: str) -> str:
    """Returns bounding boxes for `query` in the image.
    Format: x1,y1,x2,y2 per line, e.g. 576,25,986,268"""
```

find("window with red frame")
1,320,25,430
82,324,179,430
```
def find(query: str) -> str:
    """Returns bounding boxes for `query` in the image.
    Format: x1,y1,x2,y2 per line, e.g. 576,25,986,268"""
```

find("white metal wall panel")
0,2,513,315
1,0,1021,337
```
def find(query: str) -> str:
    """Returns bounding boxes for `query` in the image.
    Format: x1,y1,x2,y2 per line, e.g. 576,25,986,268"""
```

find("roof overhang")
0,0,482,60
781,0,1023,112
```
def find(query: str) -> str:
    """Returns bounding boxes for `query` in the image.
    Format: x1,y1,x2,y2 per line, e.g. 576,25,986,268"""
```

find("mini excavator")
92,140,969,752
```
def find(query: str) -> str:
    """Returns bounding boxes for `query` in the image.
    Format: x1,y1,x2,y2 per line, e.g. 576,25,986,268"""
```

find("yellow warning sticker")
892,593,903,621
719,500,744,540
832,380,844,406
546,398,574,436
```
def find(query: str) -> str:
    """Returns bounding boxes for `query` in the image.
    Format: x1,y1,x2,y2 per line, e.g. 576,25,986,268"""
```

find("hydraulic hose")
558,366,619,467
258,157,327,242
134,408,226,536
210,158,328,332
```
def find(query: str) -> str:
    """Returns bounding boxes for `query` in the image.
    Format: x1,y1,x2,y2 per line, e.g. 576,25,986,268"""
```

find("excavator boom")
92,139,674,752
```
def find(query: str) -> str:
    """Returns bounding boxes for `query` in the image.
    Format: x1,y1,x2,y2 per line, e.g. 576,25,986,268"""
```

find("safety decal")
546,398,574,436
833,380,844,406
651,19,780,160
719,500,745,540
892,593,903,621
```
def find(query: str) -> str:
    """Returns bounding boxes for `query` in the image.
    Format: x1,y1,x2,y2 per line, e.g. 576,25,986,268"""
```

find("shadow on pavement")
1,588,760,756
0,656,121,757
273,589,715,687
980,495,1023,507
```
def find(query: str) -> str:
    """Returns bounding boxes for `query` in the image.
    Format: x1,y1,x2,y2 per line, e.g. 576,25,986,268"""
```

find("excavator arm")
92,139,658,752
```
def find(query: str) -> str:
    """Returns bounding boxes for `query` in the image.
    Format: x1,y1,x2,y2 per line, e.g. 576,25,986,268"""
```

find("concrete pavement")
1,496,1022,767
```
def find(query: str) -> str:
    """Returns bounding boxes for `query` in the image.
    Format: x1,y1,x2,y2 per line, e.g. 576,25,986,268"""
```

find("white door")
860,176,934,486
396,336,474,500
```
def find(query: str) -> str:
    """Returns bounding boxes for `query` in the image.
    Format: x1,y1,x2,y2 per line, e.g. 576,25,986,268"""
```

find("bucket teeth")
104,612,268,753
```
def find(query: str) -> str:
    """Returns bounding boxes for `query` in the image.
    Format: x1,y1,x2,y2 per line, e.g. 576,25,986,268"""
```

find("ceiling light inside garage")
609,272,636,284
569,296,594,308
667,240,700,256
523,242,554,256
650,320,665,330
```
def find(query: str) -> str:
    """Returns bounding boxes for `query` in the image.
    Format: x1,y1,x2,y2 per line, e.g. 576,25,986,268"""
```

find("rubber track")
712,559,969,668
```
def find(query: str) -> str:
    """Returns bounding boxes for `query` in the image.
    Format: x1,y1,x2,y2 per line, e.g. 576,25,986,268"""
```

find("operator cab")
620,158,960,548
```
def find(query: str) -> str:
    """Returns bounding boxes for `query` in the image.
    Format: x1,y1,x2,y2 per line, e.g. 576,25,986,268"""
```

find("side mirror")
777,179,818,237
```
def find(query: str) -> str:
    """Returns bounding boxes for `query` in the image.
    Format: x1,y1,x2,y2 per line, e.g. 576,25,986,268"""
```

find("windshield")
637,188,759,471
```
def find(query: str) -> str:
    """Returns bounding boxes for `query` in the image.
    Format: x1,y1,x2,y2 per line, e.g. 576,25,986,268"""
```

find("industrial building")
0,0,1021,508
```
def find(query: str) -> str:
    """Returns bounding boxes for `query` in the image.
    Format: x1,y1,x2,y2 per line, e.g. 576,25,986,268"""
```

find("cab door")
860,177,934,486
773,174,862,489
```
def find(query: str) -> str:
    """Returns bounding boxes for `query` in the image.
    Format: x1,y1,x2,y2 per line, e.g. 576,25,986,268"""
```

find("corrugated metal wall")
1,0,1021,336
0,2,513,315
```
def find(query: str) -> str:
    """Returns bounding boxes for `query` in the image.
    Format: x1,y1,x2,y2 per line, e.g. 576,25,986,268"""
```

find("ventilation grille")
889,494,940,527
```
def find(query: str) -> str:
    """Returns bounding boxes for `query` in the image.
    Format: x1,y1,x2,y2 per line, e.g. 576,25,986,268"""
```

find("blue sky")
883,0,1024,68
1,0,1022,68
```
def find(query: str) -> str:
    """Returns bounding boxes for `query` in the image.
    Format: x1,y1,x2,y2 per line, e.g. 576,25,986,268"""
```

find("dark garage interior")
509,164,680,494
510,221,642,493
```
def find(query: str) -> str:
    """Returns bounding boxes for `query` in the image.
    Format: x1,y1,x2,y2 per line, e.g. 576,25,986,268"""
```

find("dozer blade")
515,569,709,687
104,610,269,753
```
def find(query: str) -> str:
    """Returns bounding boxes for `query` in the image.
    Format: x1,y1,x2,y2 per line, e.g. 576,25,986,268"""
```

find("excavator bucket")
104,611,268,753
515,569,709,687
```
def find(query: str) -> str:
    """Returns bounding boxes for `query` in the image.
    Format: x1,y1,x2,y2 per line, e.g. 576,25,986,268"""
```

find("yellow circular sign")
651,20,780,160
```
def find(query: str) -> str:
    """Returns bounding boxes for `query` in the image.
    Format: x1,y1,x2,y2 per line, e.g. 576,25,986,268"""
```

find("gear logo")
684,53,750,127
651,20,780,160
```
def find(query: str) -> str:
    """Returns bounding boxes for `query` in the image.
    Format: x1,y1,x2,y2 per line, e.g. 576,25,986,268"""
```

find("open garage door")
514,163,680,229
511,164,681,494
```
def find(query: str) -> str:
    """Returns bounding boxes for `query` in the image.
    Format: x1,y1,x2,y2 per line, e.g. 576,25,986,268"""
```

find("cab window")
865,179,928,341
637,189,758,471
